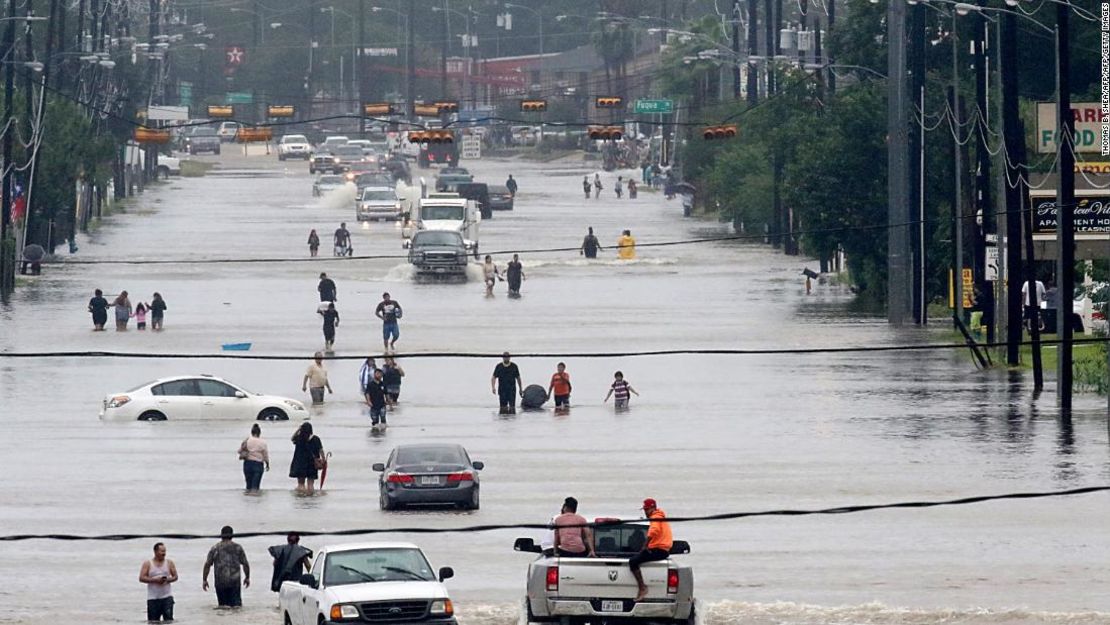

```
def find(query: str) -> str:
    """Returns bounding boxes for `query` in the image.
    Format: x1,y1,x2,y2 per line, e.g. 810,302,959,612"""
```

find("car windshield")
318,176,343,184
489,186,509,194
192,127,217,136
127,380,159,393
395,445,466,465
361,189,394,202
283,135,307,143
442,168,469,175
336,147,363,157
357,174,392,185
324,548,435,586
421,205,464,221
413,231,463,247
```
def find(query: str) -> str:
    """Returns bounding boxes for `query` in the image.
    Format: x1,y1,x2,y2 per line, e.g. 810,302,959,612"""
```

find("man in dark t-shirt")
580,227,602,259
490,352,522,414
318,273,337,302
364,368,388,427
374,292,403,352
506,254,525,295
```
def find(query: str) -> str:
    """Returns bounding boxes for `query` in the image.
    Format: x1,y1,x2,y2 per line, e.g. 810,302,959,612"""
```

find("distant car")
314,174,348,197
353,171,394,191
156,154,181,178
435,167,473,192
333,145,368,171
217,121,239,142
373,444,484,510
310,151,340,174
384,156,412,184
319,136,350,153
99,375,307,421
357,187,402,222
488,184,514,211
346,139,376,156
182,126,221,155
278,134,312,160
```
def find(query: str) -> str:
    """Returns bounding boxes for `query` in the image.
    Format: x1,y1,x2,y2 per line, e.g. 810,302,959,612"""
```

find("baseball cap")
642,498,657,510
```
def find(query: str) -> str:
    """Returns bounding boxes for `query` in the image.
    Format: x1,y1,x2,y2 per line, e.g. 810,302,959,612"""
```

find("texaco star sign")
226,46,245,65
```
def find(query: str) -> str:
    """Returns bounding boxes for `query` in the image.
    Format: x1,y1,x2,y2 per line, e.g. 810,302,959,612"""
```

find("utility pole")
972,0,994,342
764,0,774,95
441,0,448,98
308,0,316,119
1055,5,1074,409
405,0,414,116
745,0,755,104
999,4,1024,365
359,0,366,136
827,0,835,95
732,0,741,99
0,0,15,296
909,2,926,324
886,0,912,325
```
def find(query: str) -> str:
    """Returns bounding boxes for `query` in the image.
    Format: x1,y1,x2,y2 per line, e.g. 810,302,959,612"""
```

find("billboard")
1036,102,1108,153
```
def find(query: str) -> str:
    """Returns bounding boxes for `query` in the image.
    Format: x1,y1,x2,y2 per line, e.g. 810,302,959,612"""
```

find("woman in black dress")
289,422,324,493
88,289,109,331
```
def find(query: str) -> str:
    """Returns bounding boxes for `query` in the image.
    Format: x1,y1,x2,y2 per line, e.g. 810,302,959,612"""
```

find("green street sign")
225,91,253,104
634,99,674,114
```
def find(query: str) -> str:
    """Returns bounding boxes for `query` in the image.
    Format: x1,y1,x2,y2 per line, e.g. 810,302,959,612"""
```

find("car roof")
489,185,509,192
394,443,465,452
140,374,231,386
325,542,422,553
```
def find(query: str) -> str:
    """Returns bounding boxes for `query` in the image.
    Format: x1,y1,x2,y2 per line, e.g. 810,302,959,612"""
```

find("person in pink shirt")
135,303,148,331
552,497,596,558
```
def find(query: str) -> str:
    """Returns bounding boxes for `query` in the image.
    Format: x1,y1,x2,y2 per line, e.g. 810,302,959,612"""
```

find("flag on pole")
11,182,25,223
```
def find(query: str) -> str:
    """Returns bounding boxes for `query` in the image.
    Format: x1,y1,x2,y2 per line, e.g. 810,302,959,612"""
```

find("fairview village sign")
1030,194,1110,233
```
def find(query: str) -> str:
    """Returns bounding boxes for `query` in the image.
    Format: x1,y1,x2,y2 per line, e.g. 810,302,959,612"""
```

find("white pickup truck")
279,542,457,625
401,191,481,258
515,520,695,625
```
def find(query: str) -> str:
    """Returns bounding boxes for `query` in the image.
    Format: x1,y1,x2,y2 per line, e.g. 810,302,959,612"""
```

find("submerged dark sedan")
374,444,483,511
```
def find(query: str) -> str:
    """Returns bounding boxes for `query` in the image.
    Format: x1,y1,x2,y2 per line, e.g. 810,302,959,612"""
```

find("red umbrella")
319,452,333,489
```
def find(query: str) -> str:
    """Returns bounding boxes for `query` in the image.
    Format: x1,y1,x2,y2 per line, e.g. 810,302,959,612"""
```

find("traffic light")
595,96,623,109
207,105,234,118
413,103,441,117
587,125,624,141
363,102,397,116
701,125,738,140
434,100,459,114
133,127,171,144
267,105,296,118
408,130,455,144
236,126,274,142
520,99,547,113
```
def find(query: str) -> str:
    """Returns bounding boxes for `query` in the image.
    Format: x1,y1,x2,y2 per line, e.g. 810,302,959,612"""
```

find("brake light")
446,472,473,482
1094,311,1106,320
546,566,559,591
387,473,414,484
667,568,679,593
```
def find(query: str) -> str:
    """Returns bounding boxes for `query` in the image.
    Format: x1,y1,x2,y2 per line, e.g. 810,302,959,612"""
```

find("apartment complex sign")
1030,193,1110,233
1035,102,1107,153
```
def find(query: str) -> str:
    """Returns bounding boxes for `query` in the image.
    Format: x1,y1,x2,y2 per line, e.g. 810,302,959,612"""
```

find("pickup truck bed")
516,526,695,625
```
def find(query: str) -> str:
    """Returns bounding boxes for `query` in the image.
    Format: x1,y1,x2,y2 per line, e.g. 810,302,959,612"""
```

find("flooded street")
1,151,1109,625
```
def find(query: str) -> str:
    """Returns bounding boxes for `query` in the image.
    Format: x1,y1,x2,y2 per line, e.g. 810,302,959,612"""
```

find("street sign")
634,99,674,114
226,91,253,104
461,135,481,159
146,105,189,122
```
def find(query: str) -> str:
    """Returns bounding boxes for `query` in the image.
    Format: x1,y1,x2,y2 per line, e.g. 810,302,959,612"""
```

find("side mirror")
299,573,318,589
669,540,691,555
471,461,484,471
372,463,386,472
514,537,541,553
438,566,454,581
234,391,247,399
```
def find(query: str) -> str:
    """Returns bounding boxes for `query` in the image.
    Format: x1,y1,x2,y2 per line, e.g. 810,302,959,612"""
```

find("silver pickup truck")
515,519,695,625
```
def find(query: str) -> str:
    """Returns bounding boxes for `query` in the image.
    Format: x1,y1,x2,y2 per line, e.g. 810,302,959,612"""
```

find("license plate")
420,476,441,485
601,601,623,612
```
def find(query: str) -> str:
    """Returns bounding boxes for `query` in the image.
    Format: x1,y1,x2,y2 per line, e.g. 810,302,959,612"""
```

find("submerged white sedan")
99,375,307,421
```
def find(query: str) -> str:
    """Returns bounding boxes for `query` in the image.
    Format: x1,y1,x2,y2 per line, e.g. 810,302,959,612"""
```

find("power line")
2,484,1106,542
1,337,1106,360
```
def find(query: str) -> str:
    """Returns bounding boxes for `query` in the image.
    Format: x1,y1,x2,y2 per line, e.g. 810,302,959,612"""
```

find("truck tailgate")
554,558,671,600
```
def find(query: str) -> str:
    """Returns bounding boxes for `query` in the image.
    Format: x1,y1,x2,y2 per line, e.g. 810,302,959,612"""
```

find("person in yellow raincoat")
617,230,636,260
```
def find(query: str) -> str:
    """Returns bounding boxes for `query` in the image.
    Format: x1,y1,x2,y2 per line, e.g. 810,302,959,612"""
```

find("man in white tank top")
139,542,178,622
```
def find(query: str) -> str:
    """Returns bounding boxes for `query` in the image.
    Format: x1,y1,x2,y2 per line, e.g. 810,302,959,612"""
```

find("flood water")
1,150,1108,625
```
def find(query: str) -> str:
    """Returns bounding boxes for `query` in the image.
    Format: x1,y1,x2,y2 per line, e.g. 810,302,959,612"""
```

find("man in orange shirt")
629,498,672,601
547,362,572,409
